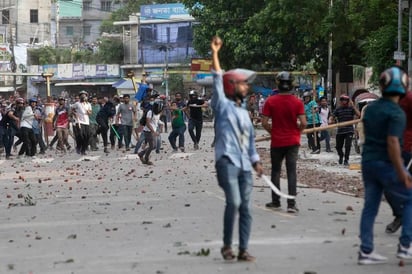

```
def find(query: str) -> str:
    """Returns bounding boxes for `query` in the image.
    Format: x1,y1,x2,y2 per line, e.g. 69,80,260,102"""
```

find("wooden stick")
255,119,361,143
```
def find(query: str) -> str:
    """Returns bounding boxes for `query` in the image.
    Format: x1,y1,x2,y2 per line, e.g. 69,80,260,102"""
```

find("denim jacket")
211,70,260,171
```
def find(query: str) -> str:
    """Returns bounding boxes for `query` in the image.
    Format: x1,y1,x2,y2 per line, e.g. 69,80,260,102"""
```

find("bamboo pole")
255,119,361,143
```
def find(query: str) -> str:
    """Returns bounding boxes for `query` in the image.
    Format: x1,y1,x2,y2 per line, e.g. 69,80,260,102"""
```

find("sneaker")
397,244,412,259
179,147,185,153
103,148,109,153
344,160,349,166
311,149,320,154
265,202,281,210
194,143,199,150
358,250,387,265
237,250,256,262
339,157,343,165
172,148,178,153
146,161,154,165
385,217,402,234
287,205,299,213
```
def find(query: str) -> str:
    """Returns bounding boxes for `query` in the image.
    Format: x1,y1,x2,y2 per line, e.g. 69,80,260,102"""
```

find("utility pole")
397,0,403,66
9,19,16,95
327,0,333,104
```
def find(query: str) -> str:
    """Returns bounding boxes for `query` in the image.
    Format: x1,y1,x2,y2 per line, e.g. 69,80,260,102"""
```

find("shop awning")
0,86,14,92
54,81,116,87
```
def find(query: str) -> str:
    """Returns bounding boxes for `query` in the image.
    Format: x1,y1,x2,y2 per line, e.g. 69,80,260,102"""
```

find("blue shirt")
211,70,260,171
305,100,320,125
362,98,405,163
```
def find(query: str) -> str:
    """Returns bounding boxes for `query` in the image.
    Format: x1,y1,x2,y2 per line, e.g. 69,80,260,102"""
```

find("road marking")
74,155,101,162
121,154,140,160
169,152,194,159
32,158,54,164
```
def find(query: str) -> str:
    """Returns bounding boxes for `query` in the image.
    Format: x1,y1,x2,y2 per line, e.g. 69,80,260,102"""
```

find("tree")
182,0,400,86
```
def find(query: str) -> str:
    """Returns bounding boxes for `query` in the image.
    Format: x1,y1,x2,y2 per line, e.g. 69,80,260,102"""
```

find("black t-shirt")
188,98,204,121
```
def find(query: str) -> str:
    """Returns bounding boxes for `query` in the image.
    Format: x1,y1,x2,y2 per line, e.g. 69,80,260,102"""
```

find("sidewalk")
0,127,410,274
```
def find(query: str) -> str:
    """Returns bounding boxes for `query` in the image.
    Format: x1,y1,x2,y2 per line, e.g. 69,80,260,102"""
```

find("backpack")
139,110,148,126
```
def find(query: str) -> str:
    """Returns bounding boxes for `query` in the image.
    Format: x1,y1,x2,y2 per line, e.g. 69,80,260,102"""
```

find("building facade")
51,0,126,47
0,0,52,45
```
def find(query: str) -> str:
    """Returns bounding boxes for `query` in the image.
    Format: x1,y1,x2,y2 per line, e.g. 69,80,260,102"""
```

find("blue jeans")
360,161,412,253
320,130,331,151
215,156,253,250
168,124,186,149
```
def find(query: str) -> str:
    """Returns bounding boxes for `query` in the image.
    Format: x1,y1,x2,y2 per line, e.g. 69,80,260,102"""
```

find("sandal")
237,250,256,262
220,246,235,261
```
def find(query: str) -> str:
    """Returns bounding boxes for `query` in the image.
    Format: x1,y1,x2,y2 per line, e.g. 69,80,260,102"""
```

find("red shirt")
262,94,305,148
400,91,412,152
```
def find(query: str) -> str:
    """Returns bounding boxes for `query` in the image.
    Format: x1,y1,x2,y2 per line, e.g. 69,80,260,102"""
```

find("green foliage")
182,0,401,87
168,74,184,94
27,38,124,65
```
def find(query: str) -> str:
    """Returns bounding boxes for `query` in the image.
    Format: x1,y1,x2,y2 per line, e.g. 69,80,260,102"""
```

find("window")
2,10,9,24
83,26,91,36
30,38,39,44
30,9,38,23
101,1,111,12
83,1,92,11
66,26,74,36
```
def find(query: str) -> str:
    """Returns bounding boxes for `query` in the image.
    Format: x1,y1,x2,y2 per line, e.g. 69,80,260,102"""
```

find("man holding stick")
261,72,307,213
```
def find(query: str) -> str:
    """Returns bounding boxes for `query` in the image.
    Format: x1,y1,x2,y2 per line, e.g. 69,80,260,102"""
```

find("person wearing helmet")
186,89,207,150
210,36,263,262
329,94,360,165
303,91,321,154
261,71,307,214
358,66,412,264
137,100,164,165
71,90,92,155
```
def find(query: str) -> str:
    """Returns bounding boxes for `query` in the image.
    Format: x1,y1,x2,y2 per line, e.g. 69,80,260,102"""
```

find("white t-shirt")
143,110,161,132
71,101,91,125
319,106,330,126
20,106,35,129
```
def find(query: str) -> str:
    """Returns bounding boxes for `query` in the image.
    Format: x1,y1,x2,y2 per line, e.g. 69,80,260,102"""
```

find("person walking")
210,36,263,262
318,96,332,152
52,96,70,153
329,94,360,165
262,72,307,213
116,94,136,151
96,97,116,153
303,91,321,154
18,99,37,157
186,90,207,150
358,66,412,264
168,101,186,152
89,96,100,151
71,90,92,155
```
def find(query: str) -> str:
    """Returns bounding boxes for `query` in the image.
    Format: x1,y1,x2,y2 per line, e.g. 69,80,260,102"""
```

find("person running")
186,90,207,150
138,100,163,165
329,94,360,165
168,101,186,152
210,36,263,262
71,90,91,155
262,72,307,213
358,66,412,264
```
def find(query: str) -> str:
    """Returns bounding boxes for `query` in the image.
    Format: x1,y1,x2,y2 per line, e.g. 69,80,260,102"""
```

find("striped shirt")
333,106,356,134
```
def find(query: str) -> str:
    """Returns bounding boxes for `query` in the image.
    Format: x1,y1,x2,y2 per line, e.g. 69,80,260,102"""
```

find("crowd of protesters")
0,87,211,161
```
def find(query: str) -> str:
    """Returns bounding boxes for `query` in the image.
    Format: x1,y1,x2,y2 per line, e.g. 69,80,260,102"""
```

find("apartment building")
0,0,52,45
51,0,126,47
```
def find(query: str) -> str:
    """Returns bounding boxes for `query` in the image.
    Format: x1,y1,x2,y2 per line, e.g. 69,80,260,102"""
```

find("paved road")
0,126,410,274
